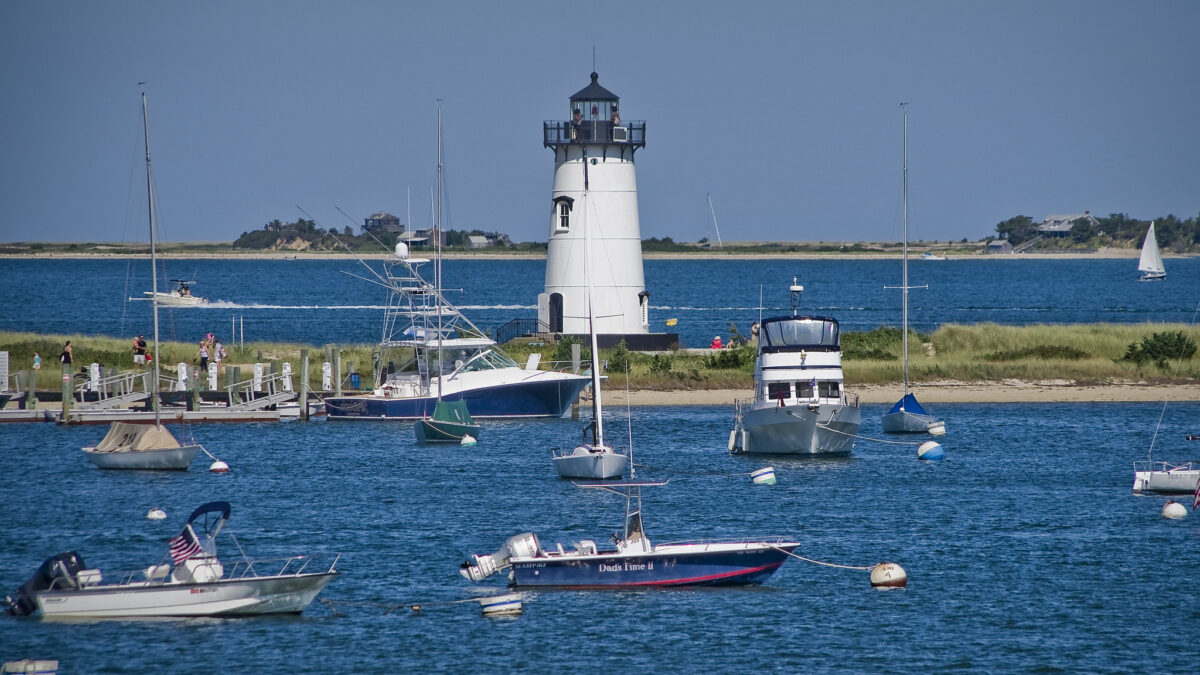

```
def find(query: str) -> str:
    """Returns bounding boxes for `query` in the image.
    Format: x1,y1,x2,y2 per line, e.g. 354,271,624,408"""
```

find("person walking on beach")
33,352,41,370
213,337,225,370
60,341,72,365
133,335,147,366
197,340,210,370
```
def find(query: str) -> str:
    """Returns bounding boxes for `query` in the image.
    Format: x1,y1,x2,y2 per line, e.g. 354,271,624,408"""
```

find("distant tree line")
994,213,1200,250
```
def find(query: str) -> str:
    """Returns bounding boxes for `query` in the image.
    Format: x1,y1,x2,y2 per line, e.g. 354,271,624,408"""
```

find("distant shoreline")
0,247,1150,261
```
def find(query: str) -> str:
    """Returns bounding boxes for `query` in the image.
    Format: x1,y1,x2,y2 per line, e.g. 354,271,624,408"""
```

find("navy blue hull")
510,546,793,588
324,378,589,420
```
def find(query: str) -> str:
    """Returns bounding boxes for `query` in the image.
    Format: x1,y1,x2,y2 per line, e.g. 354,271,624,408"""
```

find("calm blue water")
0,256,1196,349
2,402,1200,672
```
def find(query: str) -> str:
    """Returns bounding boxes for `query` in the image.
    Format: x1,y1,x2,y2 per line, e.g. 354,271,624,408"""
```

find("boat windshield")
761,317,839,349
454,347,518,374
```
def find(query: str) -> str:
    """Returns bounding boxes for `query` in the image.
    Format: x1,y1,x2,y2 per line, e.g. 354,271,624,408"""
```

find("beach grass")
2,323,1197,391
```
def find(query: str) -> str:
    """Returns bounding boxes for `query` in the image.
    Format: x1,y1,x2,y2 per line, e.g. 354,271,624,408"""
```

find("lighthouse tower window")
557,202,570,232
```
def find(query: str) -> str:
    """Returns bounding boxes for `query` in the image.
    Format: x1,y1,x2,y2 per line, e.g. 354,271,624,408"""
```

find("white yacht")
729,279,861,455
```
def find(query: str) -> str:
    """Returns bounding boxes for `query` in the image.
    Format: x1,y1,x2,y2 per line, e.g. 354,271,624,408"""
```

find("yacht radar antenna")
789,276,804,316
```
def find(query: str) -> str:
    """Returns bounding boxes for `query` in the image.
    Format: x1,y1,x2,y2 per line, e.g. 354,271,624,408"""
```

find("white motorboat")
882,107,945,435
82,421,200,470
1137,221,1165,281
921,252,947,261
3,502,339,618
551,146,628,479
143,279,207,306
460,479,798,588
82,91,210,470
729,278,861,455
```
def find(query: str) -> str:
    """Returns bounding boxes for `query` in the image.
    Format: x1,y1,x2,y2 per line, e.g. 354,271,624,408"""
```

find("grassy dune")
2,323,1196,391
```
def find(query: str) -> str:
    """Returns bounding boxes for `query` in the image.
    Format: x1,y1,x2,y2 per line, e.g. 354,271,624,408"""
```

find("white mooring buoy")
478,592,522,616
917,441,944,461
460,435,478,447
1161,500,1187,519
751,467,777,485
146,507,166,520
209,460,230,473
870,562,908,588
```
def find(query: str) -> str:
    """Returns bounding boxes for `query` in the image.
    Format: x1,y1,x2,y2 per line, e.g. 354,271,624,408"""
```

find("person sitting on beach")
711,335,723,349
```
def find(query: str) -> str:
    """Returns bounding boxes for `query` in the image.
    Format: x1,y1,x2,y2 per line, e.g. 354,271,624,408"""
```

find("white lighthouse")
538,72,676,350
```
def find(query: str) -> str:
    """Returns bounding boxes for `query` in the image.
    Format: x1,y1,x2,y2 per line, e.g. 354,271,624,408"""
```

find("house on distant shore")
467,235,490,249
1038,212,1099,238
985,240,1013,254
363,212,404,235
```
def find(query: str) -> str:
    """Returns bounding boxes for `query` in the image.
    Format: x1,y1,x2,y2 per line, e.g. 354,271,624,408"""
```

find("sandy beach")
602,380,1200,406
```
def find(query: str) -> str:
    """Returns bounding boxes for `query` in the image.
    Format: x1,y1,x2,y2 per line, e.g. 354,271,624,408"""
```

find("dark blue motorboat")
460,480,798,588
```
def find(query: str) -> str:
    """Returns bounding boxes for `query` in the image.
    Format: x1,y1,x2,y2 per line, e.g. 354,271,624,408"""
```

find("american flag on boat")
1192,476,1200,511
168,524,203,564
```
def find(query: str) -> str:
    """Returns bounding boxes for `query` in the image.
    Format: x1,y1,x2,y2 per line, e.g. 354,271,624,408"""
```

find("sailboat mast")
142,92,161,423
901,106,910,396
582,151,604,446
434,102,444,403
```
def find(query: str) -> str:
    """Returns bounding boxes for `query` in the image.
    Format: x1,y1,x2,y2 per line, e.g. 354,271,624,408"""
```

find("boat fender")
869,562,907,588
1161,500,1187,519
728,429,738,452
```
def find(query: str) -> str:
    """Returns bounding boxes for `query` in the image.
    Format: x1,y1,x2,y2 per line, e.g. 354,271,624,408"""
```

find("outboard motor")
459,533,540,582
3,552,87,617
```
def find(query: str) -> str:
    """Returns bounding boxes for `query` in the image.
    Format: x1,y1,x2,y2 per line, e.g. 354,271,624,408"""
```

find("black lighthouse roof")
570,72,618,102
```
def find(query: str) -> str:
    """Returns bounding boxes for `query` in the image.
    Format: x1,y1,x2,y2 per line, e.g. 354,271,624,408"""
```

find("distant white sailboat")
1137,221,1165,281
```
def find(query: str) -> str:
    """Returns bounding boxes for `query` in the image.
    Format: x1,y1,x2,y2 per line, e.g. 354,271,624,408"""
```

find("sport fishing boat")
460,478,798,588
322,243,591,420
3,502,339,618
143,279,208,306
728,278,861,455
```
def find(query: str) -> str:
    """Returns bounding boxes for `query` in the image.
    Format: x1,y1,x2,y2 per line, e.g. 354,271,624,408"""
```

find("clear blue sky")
2,0,1197,244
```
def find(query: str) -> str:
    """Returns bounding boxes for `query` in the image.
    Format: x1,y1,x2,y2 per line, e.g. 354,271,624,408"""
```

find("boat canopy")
187,501,231,525
887,393,928,416
761,316,840,351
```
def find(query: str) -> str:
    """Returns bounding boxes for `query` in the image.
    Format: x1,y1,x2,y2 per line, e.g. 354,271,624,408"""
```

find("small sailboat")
83,91,206,470
882,107,945,436
415,104,480,445
551,148,628,479
1137,221,1166,281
